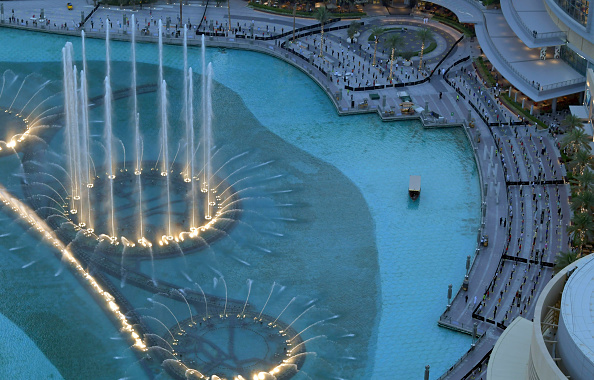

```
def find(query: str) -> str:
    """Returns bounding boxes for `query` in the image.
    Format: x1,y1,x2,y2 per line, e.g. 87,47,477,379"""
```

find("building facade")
488,255,594,380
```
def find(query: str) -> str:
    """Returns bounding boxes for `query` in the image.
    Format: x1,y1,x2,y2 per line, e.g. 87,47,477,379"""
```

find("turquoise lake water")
0,28,480,379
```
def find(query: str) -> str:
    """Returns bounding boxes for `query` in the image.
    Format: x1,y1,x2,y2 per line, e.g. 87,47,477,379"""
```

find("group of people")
472,124,565,326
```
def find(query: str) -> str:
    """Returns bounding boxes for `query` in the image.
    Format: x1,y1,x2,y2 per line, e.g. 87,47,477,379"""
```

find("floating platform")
409,175,421,200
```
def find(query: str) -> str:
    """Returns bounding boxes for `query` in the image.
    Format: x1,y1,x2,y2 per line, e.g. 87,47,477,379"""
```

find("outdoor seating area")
400,101,415,114
251,0,364,15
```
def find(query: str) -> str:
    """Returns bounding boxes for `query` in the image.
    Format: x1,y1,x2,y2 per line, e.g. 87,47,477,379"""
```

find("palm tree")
561,127,592,157
349,20,361,34
573,170,594,193
567,149,594,175
561,114,583,132
347,22,359,43
416,28,433,70
568,212,594,254
554,251,578,273
370,26,384,67
314,6,330,58
570,191,594,214
347,0,355,12
385,34,403,82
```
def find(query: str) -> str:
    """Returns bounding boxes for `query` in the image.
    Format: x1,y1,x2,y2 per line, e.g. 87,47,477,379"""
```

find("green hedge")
100,0,158,5
501,94,548,129
422,41,437,55
248,2,365,18
482,0,500,6
431,15,474,37
367,27,406,41
403,41,437,57
474,57,496,87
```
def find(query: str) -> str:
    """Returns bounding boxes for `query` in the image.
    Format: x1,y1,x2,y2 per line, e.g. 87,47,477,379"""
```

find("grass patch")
367,27,406,41
482,0,500,6
248,2,365,18
431,15,475,37
423,41,437,55
501,94,548,128
398,42,436,59
474,57,496,87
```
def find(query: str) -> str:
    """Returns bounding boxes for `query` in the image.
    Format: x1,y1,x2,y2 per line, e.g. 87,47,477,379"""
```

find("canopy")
409,175,421,191
569,105,589,121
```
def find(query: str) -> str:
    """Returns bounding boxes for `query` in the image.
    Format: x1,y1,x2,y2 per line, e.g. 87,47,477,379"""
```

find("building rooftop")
487,317,531,379
500,0,565,48
559,254,594,379
476,10,584,101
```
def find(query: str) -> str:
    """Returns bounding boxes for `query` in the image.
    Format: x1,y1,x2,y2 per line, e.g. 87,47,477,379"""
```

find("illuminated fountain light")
0,69,62,154
51,30,237,253
0,183,146,351
36,161,241,257
149,297,308,380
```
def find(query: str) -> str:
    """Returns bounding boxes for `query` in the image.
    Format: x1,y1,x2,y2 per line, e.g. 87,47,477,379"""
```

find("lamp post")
227,0,231,32
463,255,470,290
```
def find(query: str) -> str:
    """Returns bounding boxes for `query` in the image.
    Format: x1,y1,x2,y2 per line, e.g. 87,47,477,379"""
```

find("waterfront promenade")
0,1,573,378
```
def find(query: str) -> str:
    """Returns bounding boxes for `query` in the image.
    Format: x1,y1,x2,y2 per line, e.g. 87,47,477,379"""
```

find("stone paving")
0,1,574,378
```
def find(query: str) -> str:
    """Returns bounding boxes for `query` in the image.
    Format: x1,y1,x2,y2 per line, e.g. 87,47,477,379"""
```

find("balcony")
476,11,585,101
501,0,566,48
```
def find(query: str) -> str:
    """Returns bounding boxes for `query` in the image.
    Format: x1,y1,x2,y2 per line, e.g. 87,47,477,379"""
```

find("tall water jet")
203,63,213,220
62,45,73,212
104,76,116,240
62,43,84,220
183,25,190,182
79,69,92,231
104,21,116,240
160,80,172,238
183,25,197,230
73,65,83,222
188,68,196,230
158,20,163,88
81,30,93,231
106,19,111,79
156,19,172,239
131,14,144,242
81,30,88,75
51,19,238,250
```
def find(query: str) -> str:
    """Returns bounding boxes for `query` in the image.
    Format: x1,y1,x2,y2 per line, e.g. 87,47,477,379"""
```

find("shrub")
500,94,548,129
248,2,365,18
431,15,475,37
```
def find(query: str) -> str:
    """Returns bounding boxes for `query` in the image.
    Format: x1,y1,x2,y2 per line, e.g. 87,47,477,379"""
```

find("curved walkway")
0,3,573,379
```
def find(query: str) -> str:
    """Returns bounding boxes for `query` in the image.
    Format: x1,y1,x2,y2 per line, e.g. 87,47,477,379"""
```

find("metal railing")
438,315,481,334
462,0,485,8
435,332,488,380
507,0,566,41
478,12,585,94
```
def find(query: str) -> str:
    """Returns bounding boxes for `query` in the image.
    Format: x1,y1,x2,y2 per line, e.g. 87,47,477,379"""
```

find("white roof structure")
487,317,532,379
475,11,584,101
500,0,565,48
409,175,421,191
430,0,586,101
558,256,594,379
425,0,483,23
